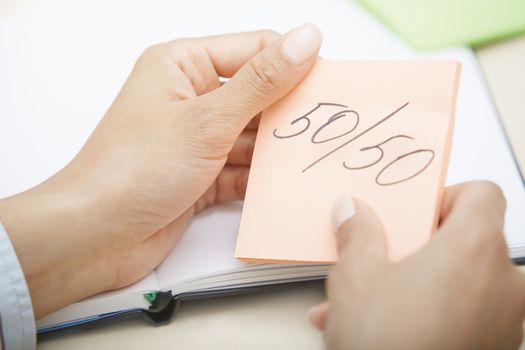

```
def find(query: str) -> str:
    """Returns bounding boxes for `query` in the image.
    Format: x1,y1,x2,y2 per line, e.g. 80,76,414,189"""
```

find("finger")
193,166,249,213
438,181,506,240
326,197,387,321
165,30,281,95
308,301,329,331
196,23,322,136
214,165,250,202
177,30,281,78
227,129,256,166
433,181,509,267
332,196,388,265
245,112,261,130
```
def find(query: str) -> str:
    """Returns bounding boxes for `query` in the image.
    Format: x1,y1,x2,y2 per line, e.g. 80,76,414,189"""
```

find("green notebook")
356,0,525,50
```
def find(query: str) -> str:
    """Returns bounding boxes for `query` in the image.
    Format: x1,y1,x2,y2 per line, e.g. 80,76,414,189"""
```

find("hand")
0,24,323,318
309,181,525,350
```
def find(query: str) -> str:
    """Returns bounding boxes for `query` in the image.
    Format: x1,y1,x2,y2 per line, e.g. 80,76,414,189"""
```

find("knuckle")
458,181,507,231
167,37,190,51
476,180,504,199
255,29,279,37
138,40,193,69
468,180,506,206
138,43,168,64
176,101,235,154
254,29,280,44
468,225,507,260
246,56,283,93
180,100,218,131
134,44,174,74
165,38,194,64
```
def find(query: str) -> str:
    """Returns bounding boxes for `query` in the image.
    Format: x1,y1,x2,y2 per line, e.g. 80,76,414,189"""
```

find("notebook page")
154,202,247,289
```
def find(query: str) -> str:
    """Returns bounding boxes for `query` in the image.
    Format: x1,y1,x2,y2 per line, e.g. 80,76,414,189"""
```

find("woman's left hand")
0,24,322,317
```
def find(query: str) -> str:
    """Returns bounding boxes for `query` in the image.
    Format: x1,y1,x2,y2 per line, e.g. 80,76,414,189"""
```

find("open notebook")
37,202,331,332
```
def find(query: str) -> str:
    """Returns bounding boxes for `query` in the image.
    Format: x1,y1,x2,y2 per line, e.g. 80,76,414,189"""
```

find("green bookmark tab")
143,291,159,304
356,0,525,50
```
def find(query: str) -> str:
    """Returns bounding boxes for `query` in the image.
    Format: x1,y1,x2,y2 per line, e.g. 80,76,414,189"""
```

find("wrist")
0,177,116,318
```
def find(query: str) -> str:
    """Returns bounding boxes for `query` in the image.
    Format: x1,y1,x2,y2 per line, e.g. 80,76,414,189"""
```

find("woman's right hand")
310,181,525,350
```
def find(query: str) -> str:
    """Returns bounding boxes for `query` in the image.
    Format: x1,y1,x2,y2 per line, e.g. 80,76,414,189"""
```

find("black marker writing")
343,135,413,170
375,149,435,186
273,102,348,139
272,102,435,186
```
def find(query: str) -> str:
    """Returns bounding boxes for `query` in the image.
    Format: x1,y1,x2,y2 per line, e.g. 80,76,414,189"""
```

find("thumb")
202,23,322,133
332,196,388,267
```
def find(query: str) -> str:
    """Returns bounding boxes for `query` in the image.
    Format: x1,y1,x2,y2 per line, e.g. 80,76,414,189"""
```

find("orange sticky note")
235,60,461,263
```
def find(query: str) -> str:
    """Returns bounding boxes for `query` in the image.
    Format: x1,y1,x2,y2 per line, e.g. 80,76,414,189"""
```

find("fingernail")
332,195,356,231
281,23,323,65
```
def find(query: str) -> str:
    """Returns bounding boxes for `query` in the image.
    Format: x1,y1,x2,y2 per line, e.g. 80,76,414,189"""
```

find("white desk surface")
0,0,524,349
